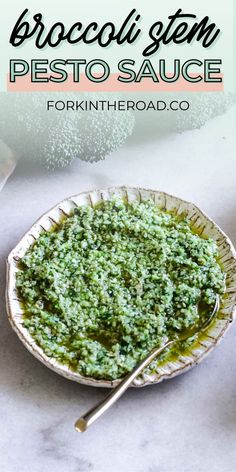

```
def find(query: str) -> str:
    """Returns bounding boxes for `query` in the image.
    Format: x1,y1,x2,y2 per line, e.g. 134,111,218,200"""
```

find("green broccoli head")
176,92,236,131
0,93,135,170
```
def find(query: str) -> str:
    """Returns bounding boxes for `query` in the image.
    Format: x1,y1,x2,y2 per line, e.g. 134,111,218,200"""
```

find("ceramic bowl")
6,186,236,387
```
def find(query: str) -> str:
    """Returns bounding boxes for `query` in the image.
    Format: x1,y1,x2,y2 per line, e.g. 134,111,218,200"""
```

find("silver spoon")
75,295,220,432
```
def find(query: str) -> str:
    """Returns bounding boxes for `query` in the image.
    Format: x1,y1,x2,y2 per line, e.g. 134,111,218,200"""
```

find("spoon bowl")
75,295,220,432
6,187,236,388
176,295,220,341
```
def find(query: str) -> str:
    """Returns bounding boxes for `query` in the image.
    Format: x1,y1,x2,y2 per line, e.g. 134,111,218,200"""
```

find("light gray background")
0,104,236,472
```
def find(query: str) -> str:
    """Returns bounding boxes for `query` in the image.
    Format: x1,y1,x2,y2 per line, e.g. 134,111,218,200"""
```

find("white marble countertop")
1,105,236,472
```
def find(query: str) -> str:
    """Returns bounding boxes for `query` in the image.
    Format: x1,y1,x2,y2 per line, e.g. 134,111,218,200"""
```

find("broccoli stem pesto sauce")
16,199,226,380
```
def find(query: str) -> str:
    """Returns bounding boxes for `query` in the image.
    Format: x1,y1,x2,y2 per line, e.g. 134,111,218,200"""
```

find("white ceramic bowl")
6,187,236,387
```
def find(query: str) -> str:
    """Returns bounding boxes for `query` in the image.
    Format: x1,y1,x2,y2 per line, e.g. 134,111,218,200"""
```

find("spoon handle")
75,339,174,432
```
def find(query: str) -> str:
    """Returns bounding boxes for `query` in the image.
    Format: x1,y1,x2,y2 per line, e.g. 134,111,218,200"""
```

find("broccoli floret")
176,92,236,131
73,105,136,163
0,93,135,170
40,118,80,170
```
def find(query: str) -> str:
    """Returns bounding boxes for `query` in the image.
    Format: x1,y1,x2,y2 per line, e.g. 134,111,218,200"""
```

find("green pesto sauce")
16,199,226,380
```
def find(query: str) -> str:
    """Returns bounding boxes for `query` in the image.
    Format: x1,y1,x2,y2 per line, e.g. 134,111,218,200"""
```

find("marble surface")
1,105,236,472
